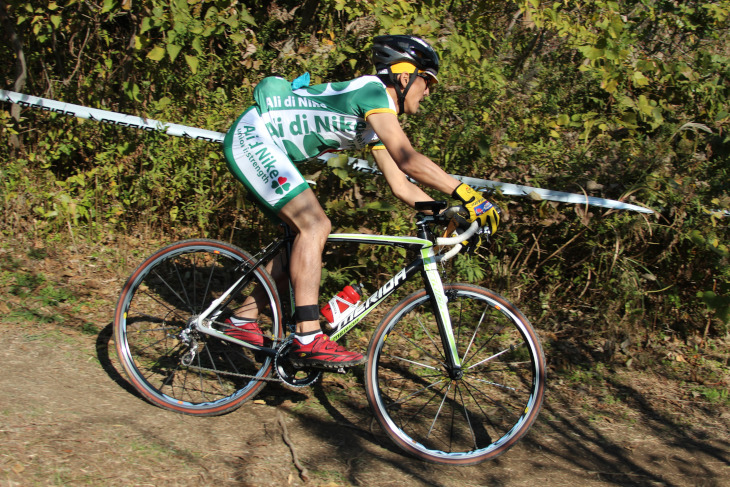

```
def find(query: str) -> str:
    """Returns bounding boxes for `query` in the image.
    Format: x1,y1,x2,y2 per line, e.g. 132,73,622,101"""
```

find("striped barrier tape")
2,89,656,214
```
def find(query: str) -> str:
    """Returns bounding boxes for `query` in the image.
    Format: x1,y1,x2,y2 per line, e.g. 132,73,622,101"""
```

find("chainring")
274,336,322,387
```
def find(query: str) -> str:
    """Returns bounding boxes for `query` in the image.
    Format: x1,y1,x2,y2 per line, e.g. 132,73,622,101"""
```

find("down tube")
329,258,423,342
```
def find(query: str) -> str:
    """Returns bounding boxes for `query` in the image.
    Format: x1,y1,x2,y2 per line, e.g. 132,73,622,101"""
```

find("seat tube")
420,248,461,368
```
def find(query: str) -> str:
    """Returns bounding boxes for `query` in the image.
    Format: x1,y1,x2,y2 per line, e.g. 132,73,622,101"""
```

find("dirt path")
1,240,728,486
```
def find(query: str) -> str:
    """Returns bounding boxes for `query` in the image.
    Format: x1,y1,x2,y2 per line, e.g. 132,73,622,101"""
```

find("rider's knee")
293,210,330,238
305,214,331,245
319,215,332,237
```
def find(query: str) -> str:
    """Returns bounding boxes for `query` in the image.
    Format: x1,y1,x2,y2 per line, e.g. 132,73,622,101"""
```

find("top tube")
326,233,431,250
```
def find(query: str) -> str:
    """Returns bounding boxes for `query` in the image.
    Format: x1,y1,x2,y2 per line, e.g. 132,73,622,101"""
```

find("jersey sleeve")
355,81,397,119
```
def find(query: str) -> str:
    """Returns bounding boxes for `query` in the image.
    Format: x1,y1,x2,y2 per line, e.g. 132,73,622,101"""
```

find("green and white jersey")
253,75,396,163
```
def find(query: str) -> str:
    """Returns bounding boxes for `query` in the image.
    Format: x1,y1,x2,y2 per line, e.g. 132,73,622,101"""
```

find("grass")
693,385,730,405
80,322,100,335
8,307,66,325
2,253,84,328
9,271,46,297
21,329,77,346
129,438,175,457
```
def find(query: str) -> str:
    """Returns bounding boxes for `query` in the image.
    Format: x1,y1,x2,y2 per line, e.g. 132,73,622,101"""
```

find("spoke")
466,340,525,371
206,342,229,398
457,381,495,450
196,346,210,401
427,381,452,439
139,341,184,379
156,343,186,388
459,302,488,364
222,345,250,375
384,377,447,409
129,330,180,358
131,314,180,333
461,376,521,421
173,259,195,314
460,380,490,419
153,269,194,315
191,253,198,311
457,383,478,450
136,292,178,319
465,361,532,374
385,353,440,371
201,254,219,313
392,325,445,369
452,383,465,451
414,313,447,364
467,376,519,392
391,380,449,435
463,322,505,368
179,359,190,402
460,379,521,441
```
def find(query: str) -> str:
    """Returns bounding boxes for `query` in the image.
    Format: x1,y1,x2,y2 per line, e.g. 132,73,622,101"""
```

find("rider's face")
400,73,432,114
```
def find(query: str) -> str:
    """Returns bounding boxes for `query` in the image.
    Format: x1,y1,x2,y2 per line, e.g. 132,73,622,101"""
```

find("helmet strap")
388,67,419,114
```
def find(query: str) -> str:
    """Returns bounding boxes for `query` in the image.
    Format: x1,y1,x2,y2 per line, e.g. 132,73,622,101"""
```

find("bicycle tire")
113,239,283,415
365,283,545,465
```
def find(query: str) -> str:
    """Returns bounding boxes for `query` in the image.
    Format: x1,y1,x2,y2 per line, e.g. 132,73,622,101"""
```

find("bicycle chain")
179,324,284,381
183,347,324,387
184,364,284,382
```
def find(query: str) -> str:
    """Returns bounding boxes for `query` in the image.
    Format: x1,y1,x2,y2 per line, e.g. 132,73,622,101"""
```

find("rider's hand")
444,217,486,254
454,228,484,253
452,183,501,235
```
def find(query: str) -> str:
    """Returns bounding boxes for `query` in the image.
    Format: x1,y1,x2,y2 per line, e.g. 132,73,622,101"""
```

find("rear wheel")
365,284,545,465
113,239,282,415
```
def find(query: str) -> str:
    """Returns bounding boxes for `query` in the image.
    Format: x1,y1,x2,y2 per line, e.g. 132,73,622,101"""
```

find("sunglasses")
417,73,436,90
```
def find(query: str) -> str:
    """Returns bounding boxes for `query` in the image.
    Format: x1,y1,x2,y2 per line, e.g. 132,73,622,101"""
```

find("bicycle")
113,200,546,465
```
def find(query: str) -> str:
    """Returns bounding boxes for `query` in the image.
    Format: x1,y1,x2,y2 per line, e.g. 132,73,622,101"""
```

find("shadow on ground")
96,320,729,487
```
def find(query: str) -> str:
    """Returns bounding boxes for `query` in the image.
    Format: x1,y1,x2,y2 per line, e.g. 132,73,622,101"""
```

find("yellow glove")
443,219,483,253
444,218,482,254
452,183,501,235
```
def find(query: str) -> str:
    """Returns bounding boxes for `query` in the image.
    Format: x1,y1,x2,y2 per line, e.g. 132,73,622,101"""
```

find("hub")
448,366,464,380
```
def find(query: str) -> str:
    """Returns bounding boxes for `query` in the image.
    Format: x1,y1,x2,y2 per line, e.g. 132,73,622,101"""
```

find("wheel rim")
115,241,281,413
368,286,545,463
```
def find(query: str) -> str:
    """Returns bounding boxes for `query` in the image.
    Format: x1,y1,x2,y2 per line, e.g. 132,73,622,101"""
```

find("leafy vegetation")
1,1,728,365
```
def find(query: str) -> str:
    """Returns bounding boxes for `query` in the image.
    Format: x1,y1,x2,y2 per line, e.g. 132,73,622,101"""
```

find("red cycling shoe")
223,318,265,347
288,333,366,369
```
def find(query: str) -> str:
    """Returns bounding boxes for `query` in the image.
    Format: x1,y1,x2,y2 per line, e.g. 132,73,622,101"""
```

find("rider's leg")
275,188,331,334
231,188,327,328
276,190,365,367
226,253,286,347
222,107,363,364
233,252,288,320
223,106,308,325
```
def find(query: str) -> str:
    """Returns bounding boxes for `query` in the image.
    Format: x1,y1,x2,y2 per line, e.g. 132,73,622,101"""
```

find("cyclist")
222,35,500,368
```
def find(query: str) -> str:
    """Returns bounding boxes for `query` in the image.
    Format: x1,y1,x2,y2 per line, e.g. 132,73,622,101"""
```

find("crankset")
274,336,322,387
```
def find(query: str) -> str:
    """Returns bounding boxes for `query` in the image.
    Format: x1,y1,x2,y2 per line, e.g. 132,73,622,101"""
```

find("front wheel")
365,284,545,465
113,239,283,415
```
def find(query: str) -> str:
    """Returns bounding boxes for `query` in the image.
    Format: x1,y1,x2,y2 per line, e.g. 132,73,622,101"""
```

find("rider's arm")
371,147,433,208
367,112,460,196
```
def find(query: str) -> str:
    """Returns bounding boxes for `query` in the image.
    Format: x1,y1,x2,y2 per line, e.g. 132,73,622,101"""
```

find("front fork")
421,247,462,373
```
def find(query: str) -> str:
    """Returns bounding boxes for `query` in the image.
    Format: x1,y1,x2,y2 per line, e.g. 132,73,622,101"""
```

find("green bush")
1,0,728,343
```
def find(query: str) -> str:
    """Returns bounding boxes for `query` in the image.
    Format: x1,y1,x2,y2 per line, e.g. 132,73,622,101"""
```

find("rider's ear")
398,72,410,89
